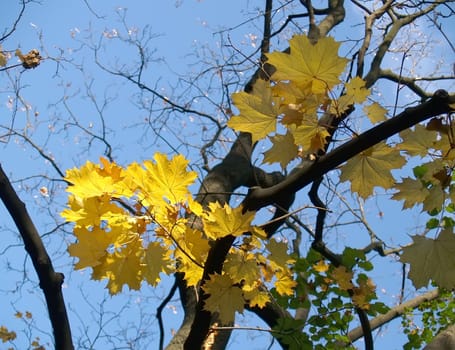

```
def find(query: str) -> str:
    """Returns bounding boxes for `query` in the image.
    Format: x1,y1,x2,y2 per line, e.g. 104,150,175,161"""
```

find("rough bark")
424,325,455,350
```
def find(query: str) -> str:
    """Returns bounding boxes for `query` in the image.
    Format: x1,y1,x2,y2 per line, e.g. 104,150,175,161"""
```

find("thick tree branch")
243,89,454,213
424,325,455,350
0,165,73,350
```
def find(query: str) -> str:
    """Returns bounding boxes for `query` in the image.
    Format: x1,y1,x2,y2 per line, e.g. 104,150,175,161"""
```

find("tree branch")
243,89,454,213
0,165,74,350
345,289,440,345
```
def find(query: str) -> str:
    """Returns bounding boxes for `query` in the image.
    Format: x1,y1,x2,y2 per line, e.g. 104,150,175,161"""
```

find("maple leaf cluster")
61,154,297,323
228,36,382,170
60,32,455,323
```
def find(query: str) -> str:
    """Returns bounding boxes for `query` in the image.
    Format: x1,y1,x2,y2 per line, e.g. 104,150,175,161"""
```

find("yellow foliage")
340,142,406,198
266,239,295,270
364,102,387,124
266,35,348,94
202,274,245,324
330,266,354,291
0,326,16,343
203,202,255,239
227,79,281,143
224,250,261,291
263,131,299,170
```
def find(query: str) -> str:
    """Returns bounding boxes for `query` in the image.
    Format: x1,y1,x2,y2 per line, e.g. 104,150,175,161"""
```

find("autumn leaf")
275,270,297,296
92,239,144,295
399,124,438,157
364,102,387,124
68,226,112,269
340,142,406,198
352,277,376,310
203,202,255,239
227,79,281,143
263,131,299,170
15,48,41,69
224,250,260,291
329,94,355,117
0,326,16,342
243,288,270,308
0,46,6,67
345,77,370,104
290,118,330,154
143,153,197,203
330,266,354,290
174,227,210,286
65,160,119,198
422,186,446,213
142,242,173,286
266,35,348,94
392,177,430,209
202,274,245,324
400,229,455,289
266,239,295,271
313,260,329,273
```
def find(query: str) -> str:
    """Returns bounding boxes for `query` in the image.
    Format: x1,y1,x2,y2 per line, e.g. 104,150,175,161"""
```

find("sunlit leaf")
340,142,405,198
267,35,348,94
227,79,280,143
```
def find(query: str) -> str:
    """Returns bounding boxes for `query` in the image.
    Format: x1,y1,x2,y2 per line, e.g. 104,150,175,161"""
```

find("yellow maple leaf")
92,238,144,295
399,124,438,157
266,239,295,271
340,142,405,199
275,270,297,296
243,288,270,308
400,229,455,289
266,35,348,94
202,274,245,324
224,250,261,291
227,79,281,143
172,227,210,286
67,226,112,269
174,227,210,265
392,177,430,209
364,102,387,124
330,266,354,290
65,160,118,198
290,118,330,154
143,153,197,204
263,131,299,170
352,278,376,310
345,77,370,104
273,82,324,125
125,154,197,207
329,94,355,117
142,242,173,286
203,202,255,239
313,260,329,273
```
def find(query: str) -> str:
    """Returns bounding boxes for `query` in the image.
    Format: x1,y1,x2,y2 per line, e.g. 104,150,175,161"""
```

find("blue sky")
1,1,454,349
